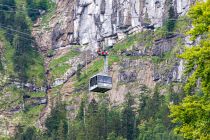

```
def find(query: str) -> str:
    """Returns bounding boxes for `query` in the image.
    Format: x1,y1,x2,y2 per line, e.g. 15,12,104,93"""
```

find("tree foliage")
0,0,45,86
26,0,50,21
169,0,210,139
45,103,68,139
0,0,16,25
13,88,183,140
13,126,41,140
13,13,33,82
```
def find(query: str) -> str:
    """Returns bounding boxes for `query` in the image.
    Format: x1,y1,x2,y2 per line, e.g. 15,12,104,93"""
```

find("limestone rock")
34,0,195,51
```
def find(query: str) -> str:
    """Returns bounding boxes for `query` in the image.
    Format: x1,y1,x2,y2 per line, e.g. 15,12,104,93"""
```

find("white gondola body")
89,74,112,93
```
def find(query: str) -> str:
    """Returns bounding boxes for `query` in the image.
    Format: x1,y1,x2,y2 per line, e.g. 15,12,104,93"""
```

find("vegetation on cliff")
169,0,210,139
0,0,51,137
0,0,209,140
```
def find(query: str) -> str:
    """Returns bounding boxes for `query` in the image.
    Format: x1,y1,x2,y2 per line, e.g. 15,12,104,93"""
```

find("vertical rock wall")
45,0,195,50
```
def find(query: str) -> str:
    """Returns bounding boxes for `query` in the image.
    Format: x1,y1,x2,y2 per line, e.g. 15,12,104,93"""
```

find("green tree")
12,13,35,83
139,87,163,120
14,127,40,140
86,99,100,140
26,0,40,21
76,64,82,81
166,6,176,33
11,12,45,86
107,132,126,140
26,0,50,21
75,98,87,140
38,0,49,10
107,108,122,138
137,118,155,140
169,0,210,139
45,103,68,139
0,0,16,25
121,93,136,140
0,58,3,71
97,101,109,139
76,99,85,121
0,0,16,41
57,121,65,140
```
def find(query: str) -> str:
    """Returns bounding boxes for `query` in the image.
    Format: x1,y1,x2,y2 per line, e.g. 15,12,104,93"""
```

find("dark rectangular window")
90,76,97,87
97,75,112,84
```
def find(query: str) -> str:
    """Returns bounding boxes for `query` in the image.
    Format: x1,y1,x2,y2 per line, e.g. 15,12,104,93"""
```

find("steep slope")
33,0,195,89
0,0,52,137
35,0,195,49
0,0,196,138
33,0,194,131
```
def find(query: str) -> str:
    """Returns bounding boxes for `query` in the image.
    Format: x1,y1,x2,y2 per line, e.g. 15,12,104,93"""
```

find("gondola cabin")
89,74,112,93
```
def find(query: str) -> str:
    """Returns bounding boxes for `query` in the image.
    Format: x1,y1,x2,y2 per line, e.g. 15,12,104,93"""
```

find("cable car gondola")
89,48,112,93
89,74,112,93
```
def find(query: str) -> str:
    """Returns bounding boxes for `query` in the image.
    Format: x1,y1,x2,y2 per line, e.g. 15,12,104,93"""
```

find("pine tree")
14,127,40,140
0,0,16,41
122,93,136,140
97,101,108,139
45,103,68,138
86,99,100,140
76,64,82,81
12,12,33,83
38,0,49,10
76,99,85,121
26,0,50,21
166,6,176,33
57,121,65,140
75,98,87,140
107,108,122,138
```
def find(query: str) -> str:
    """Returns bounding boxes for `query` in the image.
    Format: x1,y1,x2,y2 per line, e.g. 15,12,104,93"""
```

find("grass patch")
51,84,63,97
50,49,80,79
29,92,46,98
0,86,22,110
151,49,175,64
50,50,80,68
14,105,45,127
151,56,162,64
154,16,190,40
0,30,15,77
27,50,45,87
113,31,153,52
109,55,120,64
173,16,191,34
113,35,138,52
39,1,56,29
51,63,70,79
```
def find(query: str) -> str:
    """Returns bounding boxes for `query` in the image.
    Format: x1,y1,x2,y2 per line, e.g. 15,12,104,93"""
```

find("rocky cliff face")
32,0,195,94
35,0,195,51
0,0,195,136
31,0,194,121
31,0,195,93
